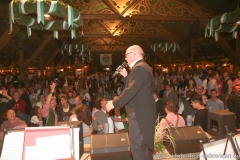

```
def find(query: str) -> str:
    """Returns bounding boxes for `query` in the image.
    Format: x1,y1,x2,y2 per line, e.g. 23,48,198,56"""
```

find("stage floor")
80,150,200,160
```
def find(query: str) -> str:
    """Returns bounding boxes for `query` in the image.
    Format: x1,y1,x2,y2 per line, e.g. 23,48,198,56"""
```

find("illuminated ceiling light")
124,13,131,18
44,14,50,17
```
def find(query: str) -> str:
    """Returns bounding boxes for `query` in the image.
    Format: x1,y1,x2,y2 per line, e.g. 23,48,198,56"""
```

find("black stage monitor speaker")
90,133,131,160
58,121,83,159
164,125,209,155
207,110,236,137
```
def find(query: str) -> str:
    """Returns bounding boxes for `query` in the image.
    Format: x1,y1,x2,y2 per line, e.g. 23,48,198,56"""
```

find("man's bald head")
125,45,144,65
127,45,144,57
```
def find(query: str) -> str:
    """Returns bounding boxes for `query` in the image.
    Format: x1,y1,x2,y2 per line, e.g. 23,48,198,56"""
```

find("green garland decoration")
8,0,82,39
61,44,92,63
205,8,240,41
151,43,178,53
61,44,90,55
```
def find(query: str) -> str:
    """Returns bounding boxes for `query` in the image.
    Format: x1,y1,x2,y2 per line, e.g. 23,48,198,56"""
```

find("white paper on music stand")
199,138,236,160
30,134,71,160
1,131,24,160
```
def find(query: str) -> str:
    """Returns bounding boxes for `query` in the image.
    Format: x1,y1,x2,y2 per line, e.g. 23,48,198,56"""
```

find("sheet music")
1,131,25,160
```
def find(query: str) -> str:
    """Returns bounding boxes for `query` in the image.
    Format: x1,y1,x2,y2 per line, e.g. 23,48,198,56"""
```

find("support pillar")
168,54,172,73
191,39,195,67
18,40,25,82
39,56,44,78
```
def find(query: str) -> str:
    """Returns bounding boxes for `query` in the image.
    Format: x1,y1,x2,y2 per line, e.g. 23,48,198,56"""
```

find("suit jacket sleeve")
113,65,152,109
92,113,99,131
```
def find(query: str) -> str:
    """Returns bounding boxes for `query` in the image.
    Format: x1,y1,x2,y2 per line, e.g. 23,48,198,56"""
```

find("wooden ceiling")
0,0,239,69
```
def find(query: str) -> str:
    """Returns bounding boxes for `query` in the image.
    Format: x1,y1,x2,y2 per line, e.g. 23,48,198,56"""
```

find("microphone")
111,62,127,78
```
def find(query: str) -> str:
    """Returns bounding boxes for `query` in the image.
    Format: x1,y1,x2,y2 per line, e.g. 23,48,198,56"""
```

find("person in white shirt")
29,106,42,126
113,109,127,132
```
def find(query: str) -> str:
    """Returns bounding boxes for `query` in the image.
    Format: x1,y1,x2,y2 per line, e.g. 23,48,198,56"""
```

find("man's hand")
98,124,104,130
50,82,56,92
106,100,114,112
119,68,128,77
92,115,97,121
115,128,119,133
2,88,8,97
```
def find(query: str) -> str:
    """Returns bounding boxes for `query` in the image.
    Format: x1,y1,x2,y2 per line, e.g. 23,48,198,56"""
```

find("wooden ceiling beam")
214,0,235,10
112,20,127,35
0,26,21,52
121,0,142,15
43,48,61,68
86,14,207,21
158,24,194,66
95,20,112,35
144,38,152,46
76,34,174,38
76,38,100,44
102,0,122,16
0,14,205,21
89,44,142,46
0,14,211,21
112,37,134,45
20,35,52,70
56,53,69,68
189,0,240,65
154,52,171,68
144,21,190,39
177,0,220,16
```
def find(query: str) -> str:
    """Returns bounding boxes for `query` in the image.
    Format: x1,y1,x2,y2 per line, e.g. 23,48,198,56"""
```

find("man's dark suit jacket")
112,59,156,150
155,99,165,121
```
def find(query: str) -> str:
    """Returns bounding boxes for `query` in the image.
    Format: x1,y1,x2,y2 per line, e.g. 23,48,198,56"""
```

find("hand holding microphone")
112,62,128,78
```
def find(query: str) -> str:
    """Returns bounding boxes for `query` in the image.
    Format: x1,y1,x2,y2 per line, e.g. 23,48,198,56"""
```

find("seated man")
158,101,185,139
162,84,178,107
206,89,224,111
92,99,115,134
191,94,208,132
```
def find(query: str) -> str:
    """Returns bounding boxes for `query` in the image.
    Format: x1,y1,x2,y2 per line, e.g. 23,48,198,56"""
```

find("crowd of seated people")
0,67,240,146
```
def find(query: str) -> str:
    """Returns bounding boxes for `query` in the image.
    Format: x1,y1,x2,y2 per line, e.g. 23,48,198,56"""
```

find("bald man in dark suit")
107,45,156,160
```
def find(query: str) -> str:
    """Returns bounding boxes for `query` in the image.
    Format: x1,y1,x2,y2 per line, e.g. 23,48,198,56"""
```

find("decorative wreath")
61,44,92,63
9,0,82,39
61,44,90,55
205,8,240,41
151,43,179,53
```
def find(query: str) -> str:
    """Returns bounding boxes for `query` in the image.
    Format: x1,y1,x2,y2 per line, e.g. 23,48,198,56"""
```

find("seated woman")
69,107,93,144
28,106,42,127
35,93,45,108
56,94,75,121
0,109,27,140
158,101,185,139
